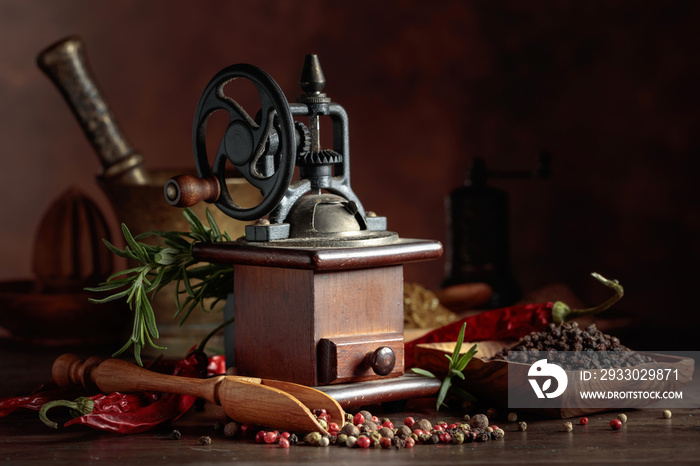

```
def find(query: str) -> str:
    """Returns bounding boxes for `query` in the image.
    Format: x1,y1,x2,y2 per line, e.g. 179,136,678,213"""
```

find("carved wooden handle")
52,353,104,391
51,354,335,434
164,174,221,207
52,354,219,403
37,36,146,182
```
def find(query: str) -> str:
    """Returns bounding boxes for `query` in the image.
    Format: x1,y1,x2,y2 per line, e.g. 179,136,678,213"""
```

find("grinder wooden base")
194,238,442,386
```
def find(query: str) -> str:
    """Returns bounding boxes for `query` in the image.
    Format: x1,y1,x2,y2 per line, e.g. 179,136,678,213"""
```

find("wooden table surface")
1,345,698,465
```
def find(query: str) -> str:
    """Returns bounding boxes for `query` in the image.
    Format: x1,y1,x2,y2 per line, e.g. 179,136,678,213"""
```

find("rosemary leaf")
87,289,131,304
87,208,233,364
84,280,133,293
411,368,436,378
102,238,138,260
436,376,452,410
412,323,479,411
206,208,221,238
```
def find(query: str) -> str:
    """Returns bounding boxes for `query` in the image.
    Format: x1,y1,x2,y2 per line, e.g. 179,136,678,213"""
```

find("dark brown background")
1,1,697,348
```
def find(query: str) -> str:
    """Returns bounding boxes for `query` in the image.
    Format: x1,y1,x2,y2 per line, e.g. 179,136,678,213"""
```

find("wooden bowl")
0,279,129,346
413,341,694,418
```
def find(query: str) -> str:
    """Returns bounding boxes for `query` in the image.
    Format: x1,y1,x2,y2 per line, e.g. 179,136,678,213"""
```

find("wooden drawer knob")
365,347,396,376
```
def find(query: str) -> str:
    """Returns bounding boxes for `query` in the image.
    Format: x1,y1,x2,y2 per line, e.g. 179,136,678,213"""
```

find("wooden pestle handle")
37,36,147,183
52,354,220,404
164,174,221,207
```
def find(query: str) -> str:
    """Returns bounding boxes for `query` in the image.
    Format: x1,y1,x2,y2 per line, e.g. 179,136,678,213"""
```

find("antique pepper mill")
165,55,442,390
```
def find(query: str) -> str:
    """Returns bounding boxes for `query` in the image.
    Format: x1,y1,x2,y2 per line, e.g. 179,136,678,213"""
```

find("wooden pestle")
52,354,339,434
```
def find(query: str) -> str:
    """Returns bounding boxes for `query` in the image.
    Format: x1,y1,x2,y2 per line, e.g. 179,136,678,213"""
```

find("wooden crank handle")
164,174,221,207
52,354,219,404
37,36,146,182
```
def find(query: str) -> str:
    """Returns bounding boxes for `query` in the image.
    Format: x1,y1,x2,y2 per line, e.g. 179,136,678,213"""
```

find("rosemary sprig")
85,208,233,365
411,322,478,411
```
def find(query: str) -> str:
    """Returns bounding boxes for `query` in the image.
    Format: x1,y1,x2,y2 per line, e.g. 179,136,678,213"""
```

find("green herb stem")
86,208,234,364
411,322,478,411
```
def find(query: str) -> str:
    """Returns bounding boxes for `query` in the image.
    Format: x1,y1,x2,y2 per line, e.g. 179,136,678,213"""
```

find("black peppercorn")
392,437,406,449
288,433,299,445
340,423,360,437
470,414,489,429
362,420,378,432
223,422,239,438
416,418,433,432
396,425,412,438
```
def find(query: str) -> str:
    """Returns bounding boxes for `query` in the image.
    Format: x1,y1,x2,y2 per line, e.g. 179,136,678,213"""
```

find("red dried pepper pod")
405,273,623,368
0,384,83,417
64,350,210,434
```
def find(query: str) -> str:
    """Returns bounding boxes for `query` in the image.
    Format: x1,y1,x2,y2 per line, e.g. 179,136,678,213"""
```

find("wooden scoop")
53,354,344,434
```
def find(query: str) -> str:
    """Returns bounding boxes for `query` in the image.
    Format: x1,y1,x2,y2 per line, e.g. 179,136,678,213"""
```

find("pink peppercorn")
356,436,371,448
610,419,622,430
255,431,267,443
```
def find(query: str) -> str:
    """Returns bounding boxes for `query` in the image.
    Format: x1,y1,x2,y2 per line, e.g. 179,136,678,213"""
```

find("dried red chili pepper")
0,385,82,417
207,355,226,377
1,350,211,435
64,350,209,434
404,273,623,368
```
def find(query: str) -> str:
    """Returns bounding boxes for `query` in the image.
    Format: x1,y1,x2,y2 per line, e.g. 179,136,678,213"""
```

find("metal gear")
294,121,311,157
298,149,343,166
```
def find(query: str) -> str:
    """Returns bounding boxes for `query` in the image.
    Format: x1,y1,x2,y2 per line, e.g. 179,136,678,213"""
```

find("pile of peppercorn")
304,409,503,448
491,322,654,370
220,409,504,448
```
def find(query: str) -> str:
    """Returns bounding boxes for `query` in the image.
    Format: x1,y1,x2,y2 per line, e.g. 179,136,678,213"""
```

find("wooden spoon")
53,354,344,434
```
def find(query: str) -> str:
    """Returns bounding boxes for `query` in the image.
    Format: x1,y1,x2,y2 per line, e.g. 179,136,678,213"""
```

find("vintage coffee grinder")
165,55,442,394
